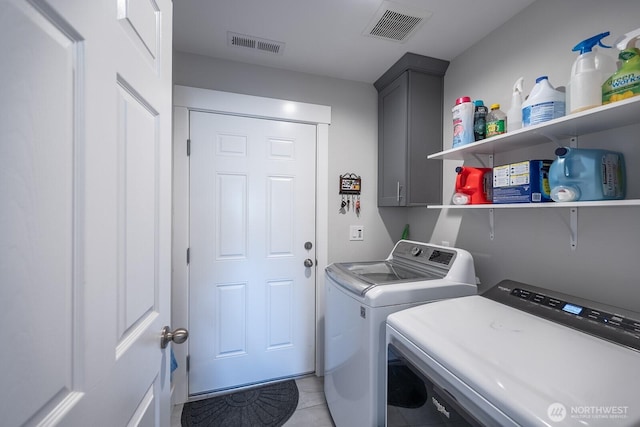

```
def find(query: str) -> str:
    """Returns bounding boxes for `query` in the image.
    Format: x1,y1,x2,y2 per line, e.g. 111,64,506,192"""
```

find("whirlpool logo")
431,396,451,419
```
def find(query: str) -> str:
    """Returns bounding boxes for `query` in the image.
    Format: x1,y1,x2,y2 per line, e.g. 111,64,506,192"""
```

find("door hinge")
187,139,191,156
186,248,190,265
186,355,190,372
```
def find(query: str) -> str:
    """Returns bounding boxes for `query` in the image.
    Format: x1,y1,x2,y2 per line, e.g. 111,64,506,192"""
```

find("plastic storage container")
548,147,626,202
522,76,565,127
485,104,506,137
452,96,475,147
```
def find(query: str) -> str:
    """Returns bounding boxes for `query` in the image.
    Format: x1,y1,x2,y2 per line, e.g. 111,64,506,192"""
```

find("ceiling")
173,0,537,84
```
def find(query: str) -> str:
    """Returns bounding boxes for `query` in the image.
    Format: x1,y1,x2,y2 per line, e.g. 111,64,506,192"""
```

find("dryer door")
387,343,481,427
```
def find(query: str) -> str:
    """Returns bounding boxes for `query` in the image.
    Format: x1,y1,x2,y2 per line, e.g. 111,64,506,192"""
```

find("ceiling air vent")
363,1,432,42
228,32,285,55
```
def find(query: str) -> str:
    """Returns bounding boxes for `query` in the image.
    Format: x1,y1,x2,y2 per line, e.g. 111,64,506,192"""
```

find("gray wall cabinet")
375,54,449,206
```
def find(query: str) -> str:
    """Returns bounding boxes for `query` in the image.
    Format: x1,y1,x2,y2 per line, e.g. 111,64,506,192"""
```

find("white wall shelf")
427,95,640,250
427,200,640,209
428,95,640,161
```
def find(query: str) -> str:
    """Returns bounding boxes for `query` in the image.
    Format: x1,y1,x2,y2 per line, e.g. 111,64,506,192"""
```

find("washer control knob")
410,247,422,256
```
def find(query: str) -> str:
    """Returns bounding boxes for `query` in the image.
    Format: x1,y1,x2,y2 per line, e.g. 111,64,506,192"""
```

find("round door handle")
160,326,189,349
304,258,314,268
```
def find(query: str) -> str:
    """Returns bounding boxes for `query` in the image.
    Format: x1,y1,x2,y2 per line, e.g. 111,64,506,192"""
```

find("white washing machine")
324,240,477,427
386,279,640,426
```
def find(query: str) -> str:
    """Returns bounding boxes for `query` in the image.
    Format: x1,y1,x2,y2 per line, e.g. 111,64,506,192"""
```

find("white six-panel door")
188,111,316,395
0,0,173,425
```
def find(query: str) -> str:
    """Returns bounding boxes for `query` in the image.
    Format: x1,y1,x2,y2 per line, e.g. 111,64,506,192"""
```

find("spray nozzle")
512,77,524,94
615,27,640,50
572,31,611,55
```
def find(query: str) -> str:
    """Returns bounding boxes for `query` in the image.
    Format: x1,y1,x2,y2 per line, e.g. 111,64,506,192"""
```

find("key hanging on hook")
355,195,361,215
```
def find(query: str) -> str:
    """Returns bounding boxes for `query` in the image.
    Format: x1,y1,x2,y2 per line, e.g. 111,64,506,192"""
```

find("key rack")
339,173,361,216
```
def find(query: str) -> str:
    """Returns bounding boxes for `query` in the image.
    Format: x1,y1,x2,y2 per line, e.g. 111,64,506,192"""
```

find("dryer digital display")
562,303,583,315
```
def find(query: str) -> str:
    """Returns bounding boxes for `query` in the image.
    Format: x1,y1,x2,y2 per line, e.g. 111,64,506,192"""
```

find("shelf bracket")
570,207,578,250
489,208,495,241
537,130,563,147
470,153,494,168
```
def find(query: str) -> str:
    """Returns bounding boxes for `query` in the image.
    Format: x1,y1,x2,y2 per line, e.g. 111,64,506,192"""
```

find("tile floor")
171,375,335,427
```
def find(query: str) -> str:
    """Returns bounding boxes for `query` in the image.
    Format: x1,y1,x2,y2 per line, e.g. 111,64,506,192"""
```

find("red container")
454,166,493,204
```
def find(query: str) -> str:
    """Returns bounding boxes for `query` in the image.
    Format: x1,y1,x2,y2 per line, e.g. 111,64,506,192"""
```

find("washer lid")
387,295,640,426
326,261,445,296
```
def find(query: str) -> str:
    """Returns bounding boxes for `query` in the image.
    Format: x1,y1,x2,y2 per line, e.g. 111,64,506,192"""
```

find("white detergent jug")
522,76,565,127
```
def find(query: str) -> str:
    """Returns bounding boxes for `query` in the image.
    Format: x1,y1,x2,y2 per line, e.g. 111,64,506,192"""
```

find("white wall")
411,0,640,311
173,51,407,263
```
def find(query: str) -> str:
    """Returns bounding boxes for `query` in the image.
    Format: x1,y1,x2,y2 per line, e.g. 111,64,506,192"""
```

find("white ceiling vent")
363,1,432,42
227,32,285,55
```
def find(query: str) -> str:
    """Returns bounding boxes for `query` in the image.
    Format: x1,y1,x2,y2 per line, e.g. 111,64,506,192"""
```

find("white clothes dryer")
324,240,477,427
386,279,640,426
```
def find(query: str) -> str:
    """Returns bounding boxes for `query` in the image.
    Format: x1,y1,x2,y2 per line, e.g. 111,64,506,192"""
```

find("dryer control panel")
484,280,640,352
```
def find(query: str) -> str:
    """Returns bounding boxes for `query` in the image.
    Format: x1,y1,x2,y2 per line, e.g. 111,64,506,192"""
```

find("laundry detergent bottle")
452,166,493,205
602,27,640,104
548,147,626,202
568,31,615,113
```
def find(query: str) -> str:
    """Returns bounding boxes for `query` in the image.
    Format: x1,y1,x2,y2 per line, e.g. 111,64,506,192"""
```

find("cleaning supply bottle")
401,224,410,240
452,97,475,147
602,28,640,105
522,76,565,127
485,104,506,137
548,147,625,202
473,100,488,141
453,166,492,205
568,31,615,113
507,77,524,131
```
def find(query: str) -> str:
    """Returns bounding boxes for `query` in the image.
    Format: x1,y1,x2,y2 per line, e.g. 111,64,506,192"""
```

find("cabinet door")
407,71,443,205
378,72,408,206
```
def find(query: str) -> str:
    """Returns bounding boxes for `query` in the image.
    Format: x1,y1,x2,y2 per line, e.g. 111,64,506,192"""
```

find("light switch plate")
350,225,364,241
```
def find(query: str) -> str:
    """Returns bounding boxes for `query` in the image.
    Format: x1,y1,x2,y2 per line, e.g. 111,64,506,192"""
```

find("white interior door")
0,0,173,425
189,111,317,395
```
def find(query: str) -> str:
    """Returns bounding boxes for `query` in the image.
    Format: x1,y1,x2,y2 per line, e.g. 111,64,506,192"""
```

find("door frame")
171,85,331,404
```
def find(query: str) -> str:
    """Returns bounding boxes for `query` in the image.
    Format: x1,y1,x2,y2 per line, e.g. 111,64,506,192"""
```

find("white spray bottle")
568,31,615,113
507,77,524,131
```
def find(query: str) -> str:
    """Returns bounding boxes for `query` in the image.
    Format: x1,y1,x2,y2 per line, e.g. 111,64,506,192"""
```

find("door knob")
304,258,314,267
160,326,189,349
